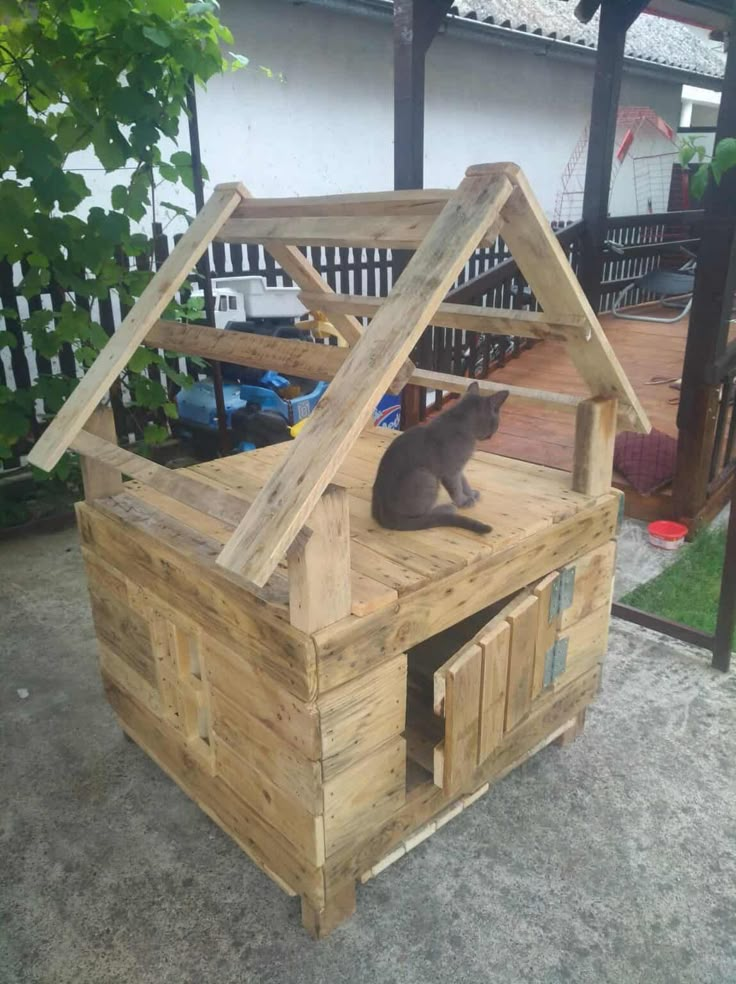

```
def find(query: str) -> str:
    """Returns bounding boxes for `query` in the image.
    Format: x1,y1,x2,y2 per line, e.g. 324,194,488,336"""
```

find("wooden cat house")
29,163,650,937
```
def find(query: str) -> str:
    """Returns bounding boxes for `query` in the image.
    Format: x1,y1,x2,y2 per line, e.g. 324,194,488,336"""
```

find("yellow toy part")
295,312,348,347
289,417,309,439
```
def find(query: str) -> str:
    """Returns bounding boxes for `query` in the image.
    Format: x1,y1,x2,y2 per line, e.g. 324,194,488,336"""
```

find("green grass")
622,525,731,642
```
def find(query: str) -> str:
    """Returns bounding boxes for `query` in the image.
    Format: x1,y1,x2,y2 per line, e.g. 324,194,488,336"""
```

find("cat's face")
466,383,509,440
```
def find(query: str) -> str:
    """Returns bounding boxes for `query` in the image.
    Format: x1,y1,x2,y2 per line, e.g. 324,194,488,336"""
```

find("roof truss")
28,163,650,588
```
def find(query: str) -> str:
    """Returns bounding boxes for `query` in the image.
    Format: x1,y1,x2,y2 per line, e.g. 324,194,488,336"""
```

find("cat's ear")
467,381,480,396
489,390,509,407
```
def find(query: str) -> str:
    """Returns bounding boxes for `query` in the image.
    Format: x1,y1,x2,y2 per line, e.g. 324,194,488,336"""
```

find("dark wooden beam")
674,10,736,519
394,0,453,429
393,0,452,192
577,0,648,311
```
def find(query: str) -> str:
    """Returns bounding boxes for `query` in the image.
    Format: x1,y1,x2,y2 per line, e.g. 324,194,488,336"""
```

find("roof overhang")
645,0,733,32
301,0,723,91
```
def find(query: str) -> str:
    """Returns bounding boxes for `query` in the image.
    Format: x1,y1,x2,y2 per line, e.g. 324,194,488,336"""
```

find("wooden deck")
118,427,612,621
477,308,690,520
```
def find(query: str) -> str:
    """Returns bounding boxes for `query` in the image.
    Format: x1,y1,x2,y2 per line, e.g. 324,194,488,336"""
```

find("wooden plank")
556,604,611,687
349,570,398,617
28,186,243,472
560,542,616,630
288,485,352,633
408,368,582,415
439,643,483,794
572,397,618,497
216,173,514,585
504,595,538,731
80,549,129,604
77,500,317,701
218,214,496,250
146,319,412,397
147,319,348,379
231,189,453,218
477,622,510,763
496,169,649,434
257,226,414,379
70,431,308,546
88,587,156,685
79,405,123,500
532,573,560,698
322,735,406,857
204,639,320,760
214,739,325,866
104,678,325,909
299,292,588,340
98,642,162,716
314,494,620,690
211,687,322,813
318,654,407,779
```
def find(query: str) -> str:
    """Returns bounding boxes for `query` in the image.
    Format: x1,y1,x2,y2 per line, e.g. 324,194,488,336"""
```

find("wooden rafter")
27,186,244,472
26,162,650,589
216,171,515,584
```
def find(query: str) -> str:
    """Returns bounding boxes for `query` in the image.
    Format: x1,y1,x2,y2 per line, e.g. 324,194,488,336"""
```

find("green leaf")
144,423,169,445
160,200,191,220
111,184,128,210
163,401,179,419
143,25,171,47
679,144,696,166
690,162,710,201
158,162,178,183
128,347,156,373
0,404,30,444
714,137,736,176
0,331,17,349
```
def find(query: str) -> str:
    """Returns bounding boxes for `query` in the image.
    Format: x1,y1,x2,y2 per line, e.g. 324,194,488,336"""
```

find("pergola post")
394,0,453,429
674,16,736,523
577,0,648,312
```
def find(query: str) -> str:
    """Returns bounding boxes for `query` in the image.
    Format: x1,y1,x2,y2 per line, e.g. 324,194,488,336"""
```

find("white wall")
70,0,684,231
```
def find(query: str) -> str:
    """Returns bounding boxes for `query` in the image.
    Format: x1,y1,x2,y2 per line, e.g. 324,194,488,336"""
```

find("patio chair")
610,243,696,324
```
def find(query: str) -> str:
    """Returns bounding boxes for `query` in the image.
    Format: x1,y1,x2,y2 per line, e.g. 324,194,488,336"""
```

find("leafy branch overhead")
0,0,274,466
678,136,736,200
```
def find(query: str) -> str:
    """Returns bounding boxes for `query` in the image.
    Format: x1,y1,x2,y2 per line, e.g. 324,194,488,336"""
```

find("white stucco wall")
70,0,684,231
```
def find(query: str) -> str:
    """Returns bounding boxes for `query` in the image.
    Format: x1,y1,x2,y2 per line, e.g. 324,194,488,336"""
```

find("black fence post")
713,479,736,672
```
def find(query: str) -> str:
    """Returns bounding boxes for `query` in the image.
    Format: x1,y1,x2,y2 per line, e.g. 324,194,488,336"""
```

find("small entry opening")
404,592,519,792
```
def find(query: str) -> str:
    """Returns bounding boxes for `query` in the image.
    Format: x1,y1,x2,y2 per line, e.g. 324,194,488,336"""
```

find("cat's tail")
376,504,492,535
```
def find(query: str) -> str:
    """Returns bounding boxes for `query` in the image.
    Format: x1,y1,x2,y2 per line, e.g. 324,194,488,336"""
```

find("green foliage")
0,0,254,470
678,136,736,201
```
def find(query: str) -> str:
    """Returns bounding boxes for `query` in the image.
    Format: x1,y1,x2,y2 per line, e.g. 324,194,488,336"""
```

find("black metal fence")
0,209,705,445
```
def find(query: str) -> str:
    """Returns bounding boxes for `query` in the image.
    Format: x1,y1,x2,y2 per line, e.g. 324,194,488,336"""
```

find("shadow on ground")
2,527,735,984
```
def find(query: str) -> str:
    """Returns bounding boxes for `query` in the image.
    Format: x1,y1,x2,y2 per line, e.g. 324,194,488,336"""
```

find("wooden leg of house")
554,709,587,748
79,404,123,501
572,397,617,497
301,881,356,939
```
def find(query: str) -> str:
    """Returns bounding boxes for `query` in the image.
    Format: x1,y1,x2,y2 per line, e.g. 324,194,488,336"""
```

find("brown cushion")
613,429,677,495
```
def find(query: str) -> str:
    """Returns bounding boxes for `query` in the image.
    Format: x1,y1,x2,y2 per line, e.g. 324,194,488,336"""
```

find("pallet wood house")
28,163,650,937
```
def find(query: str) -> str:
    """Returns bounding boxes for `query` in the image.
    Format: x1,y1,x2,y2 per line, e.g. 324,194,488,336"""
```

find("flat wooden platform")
120,426,602,620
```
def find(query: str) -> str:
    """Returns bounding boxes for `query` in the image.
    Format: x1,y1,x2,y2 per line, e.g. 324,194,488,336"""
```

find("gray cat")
372,383,509,534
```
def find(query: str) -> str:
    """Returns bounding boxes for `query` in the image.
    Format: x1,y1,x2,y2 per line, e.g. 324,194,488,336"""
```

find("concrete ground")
2,524,735,984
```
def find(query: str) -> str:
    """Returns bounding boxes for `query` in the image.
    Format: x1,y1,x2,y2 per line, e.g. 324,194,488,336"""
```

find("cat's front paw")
457,493,478,508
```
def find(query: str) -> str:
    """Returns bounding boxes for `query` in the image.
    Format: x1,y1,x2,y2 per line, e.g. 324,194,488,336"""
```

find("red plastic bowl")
647,520,688,549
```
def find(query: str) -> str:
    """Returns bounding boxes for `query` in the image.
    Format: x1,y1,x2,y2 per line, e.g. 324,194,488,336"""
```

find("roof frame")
28,162,650,587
